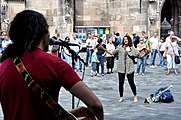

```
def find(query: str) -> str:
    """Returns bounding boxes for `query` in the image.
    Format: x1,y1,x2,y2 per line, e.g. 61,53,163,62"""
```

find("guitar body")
68,106,97,120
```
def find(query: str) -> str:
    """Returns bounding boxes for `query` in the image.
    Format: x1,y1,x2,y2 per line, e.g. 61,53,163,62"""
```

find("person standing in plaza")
61,36,70,64
106,37,115,74
69,32,83,72
0,10,103,120
136,37,149,75
90,48,99,77
96,38,106,76
86,33,94,67
165,30,174,43
112,35,139,102
149,32,159,68
163,36,180,75
132,32,140,48
110,31,117,47
1,34,12,51
158,37,167,67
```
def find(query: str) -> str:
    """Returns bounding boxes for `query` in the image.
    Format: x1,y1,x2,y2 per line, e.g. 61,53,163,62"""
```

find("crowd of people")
52,30,181,77
50,30,181,103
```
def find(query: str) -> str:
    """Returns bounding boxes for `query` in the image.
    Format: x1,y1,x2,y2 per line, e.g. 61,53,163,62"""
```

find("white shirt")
149,37,159,50
165,36,171,43
106,43,115,57
70,37,82,53
165,41,179,56
159,42,166,51
86,38,94,50
92,38,98,49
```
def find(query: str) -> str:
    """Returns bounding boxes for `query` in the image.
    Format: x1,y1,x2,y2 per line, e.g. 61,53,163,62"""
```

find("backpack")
154,86,174,103
159,92,174,103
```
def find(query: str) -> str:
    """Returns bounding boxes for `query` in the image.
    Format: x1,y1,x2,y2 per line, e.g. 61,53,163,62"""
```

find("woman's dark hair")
52,36,57,40
122,35,133,47
1,10,49,62
97,38,103,44
65,36,70,42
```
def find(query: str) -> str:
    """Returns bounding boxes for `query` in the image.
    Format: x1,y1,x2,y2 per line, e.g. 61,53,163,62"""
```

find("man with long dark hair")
0,10,103,120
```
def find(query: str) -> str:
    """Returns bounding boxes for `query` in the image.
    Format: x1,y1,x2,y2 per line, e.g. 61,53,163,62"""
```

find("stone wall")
4,0,181,38
75,0,149,36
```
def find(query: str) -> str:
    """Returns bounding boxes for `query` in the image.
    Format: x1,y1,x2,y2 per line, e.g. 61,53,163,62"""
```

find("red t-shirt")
0,48,80,120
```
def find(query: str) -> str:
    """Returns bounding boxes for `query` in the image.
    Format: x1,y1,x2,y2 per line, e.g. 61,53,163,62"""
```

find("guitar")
64,106,97,120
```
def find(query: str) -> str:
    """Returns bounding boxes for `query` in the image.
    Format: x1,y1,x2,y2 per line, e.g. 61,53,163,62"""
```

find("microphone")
49,38,80,47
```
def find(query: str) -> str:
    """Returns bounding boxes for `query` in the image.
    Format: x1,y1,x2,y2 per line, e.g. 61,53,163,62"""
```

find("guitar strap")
12,57,77,120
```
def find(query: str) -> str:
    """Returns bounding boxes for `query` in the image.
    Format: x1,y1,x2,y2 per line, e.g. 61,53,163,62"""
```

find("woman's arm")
112,47,120,55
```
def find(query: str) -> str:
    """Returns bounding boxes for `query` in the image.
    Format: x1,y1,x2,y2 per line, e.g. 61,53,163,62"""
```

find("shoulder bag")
170,42,180,64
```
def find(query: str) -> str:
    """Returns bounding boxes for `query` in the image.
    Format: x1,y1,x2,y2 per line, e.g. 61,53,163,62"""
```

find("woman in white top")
106,37,115,74
163,36,180,75
158,37,167,67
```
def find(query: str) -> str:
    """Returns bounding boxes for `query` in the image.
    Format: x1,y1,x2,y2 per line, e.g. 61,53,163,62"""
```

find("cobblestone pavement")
1,53,181,120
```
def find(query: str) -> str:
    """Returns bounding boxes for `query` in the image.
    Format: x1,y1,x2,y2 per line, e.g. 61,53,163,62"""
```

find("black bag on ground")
159,92,174,103
175,55,180,64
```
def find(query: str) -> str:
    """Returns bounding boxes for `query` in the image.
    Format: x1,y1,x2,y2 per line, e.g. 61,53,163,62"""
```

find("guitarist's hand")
69,81,104,120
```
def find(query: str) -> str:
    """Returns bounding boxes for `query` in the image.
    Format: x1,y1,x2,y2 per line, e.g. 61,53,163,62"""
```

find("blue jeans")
150,49,157,66
62,51,70,64
136,55,147,73
159,51,167,67
73,52,82,71
97,55,105,74
86,49,93,64
92,62,97,71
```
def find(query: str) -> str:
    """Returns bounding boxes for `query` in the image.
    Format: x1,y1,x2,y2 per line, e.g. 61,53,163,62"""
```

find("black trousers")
118,72,137,97
106,57,114,69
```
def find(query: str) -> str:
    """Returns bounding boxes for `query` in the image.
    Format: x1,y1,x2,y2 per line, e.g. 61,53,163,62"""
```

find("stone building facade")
1,0,181,38
74,0,181,38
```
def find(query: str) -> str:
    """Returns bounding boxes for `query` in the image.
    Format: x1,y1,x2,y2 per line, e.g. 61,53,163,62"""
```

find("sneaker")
150,65,154,68
101,74,104,76
96,73,101,77
136,73,139,75
90,73,93,77
142,73,144,76
107,72,110,74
